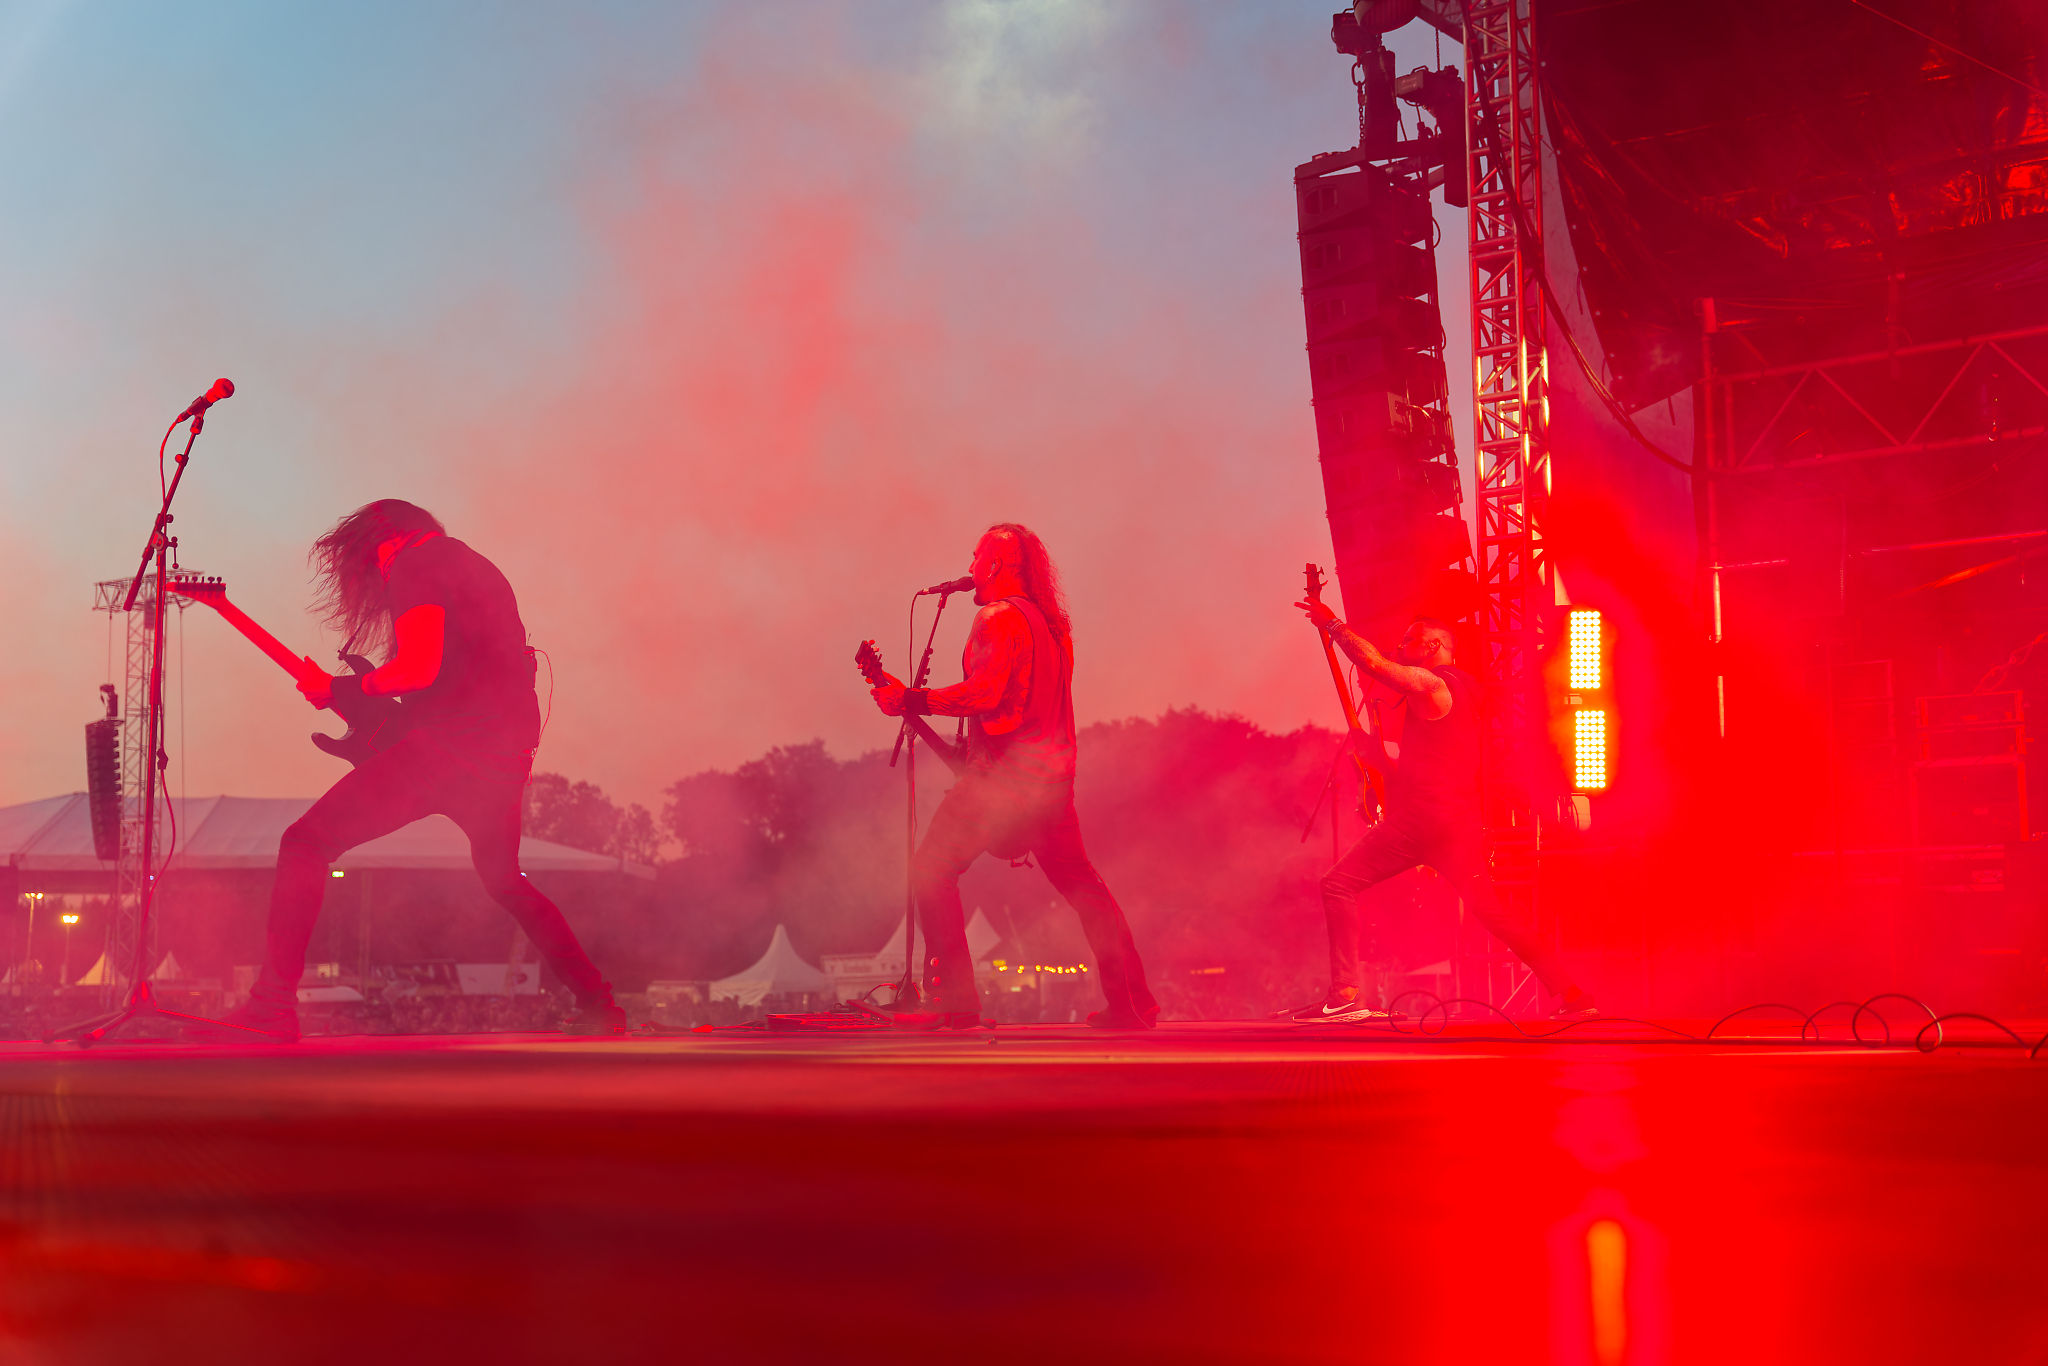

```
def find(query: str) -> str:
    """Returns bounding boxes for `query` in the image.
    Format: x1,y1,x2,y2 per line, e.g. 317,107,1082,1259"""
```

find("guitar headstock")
854,639,889,688
1304,563,1328,606
167,574,229,607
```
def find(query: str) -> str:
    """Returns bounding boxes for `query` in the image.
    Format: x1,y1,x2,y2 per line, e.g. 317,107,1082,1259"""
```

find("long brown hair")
983,522,1070,641
310,499,443,655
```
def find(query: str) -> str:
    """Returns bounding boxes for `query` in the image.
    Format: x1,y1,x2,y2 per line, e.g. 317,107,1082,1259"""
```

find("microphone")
177,378,235,422
917,576,975,597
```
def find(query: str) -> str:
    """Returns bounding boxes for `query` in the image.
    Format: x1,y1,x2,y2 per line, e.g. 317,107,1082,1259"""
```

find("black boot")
206,982,301,1044
561,985,630,1036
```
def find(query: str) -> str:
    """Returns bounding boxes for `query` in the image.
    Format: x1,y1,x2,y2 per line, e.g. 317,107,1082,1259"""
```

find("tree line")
524,710,1460,1013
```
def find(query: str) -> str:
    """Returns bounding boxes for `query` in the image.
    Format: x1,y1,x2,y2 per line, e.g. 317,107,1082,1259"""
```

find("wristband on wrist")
902,688,932,716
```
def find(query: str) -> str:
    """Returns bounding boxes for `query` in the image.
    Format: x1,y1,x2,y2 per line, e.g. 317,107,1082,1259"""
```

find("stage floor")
0,1020,2043,1364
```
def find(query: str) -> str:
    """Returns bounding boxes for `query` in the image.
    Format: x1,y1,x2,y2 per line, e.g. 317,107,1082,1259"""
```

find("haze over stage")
0,1023,2038,1363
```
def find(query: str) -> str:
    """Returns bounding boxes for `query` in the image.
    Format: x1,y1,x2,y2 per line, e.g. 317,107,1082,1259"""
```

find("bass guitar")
854,639,965,775
168,575,409,766
1304,563,1385,818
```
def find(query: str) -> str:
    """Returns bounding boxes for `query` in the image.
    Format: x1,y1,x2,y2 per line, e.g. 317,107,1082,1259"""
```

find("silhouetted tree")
524,772,665,864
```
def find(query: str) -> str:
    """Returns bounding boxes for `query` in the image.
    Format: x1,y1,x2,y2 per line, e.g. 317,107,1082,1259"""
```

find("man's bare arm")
1326,624,1450,719
869,603,1023,717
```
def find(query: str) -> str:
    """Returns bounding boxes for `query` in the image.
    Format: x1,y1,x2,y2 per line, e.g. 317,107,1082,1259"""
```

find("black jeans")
1320,817,1573,997
912,774,1155,1018
255,729,609,1007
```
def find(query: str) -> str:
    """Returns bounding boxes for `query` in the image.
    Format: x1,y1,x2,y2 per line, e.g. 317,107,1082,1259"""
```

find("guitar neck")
1317,633,1372,736
193,596,319,685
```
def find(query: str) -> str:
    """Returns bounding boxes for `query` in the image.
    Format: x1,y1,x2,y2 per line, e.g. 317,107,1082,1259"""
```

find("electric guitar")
854,640,965,775
1304,564,1385,816
167,575,409,766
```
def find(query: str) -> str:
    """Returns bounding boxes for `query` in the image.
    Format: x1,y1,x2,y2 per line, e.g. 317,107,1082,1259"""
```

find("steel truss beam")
93,577,165,1005
1463,0,1550,1005
1705,321,2048,473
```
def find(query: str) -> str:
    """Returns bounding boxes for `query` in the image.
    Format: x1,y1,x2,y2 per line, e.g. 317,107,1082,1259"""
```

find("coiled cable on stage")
1344,990,2048,1056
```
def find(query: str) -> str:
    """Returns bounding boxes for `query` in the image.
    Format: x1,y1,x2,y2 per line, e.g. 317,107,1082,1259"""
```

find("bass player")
1287,601,1598,1023
864,524,1158,1029
222,499,627,1041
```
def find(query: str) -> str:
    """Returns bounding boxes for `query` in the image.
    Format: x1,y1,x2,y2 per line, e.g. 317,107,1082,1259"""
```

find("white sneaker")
1286,993,1396,1024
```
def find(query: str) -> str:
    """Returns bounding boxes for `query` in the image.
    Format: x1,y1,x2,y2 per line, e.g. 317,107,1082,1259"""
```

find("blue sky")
0,1,1472,812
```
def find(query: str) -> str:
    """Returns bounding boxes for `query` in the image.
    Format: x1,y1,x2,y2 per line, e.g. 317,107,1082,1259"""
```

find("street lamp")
23,891,43,986
59,912,79,987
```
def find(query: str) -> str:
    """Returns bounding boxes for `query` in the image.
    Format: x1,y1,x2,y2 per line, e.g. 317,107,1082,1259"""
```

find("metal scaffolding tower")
91,574,185,1004
1462,0,1552,1001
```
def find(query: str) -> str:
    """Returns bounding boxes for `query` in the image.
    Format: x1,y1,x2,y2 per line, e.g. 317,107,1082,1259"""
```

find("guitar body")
310,653,412,767
170,577,411,768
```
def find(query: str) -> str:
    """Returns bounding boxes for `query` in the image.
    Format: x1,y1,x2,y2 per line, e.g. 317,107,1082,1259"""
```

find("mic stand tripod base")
49,980,268,1047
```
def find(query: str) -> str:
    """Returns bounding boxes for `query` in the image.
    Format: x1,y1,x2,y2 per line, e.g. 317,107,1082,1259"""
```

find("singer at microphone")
860,522,1158,1032
178,378,235,423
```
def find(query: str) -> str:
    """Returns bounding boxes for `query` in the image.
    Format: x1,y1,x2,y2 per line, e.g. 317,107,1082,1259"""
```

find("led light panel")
1568,608,1603,691
1573,707,1609,791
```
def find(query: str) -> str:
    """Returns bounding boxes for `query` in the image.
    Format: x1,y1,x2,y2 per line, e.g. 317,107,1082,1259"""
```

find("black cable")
1851,993,1941,1048
1801,1000,1864,1041
1302,990,2048,1054
1914,1013,2026,1053
1704,1002,1808,1040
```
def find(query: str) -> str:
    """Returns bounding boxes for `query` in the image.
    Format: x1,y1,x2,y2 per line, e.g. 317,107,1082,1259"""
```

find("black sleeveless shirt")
1385,664,1482,831
384,537,541,753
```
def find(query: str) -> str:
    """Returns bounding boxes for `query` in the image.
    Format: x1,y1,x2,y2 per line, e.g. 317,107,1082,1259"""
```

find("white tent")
66,951,193,987
0,793,655,878
0,961,42,986
818,910,1004,1001
710,924,829,1007
867,909,1002,972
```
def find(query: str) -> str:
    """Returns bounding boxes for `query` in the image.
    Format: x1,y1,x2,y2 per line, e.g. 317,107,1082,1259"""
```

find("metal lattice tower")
92,575,180,1003
1462,0,1551,999
1465,0,1550,816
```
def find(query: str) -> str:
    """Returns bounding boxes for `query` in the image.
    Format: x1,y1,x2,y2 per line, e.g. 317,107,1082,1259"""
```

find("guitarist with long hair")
864,524,1157,1029
223,499,627,1041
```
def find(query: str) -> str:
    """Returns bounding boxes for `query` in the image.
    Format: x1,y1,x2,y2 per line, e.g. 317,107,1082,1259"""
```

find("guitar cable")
532,646,555,753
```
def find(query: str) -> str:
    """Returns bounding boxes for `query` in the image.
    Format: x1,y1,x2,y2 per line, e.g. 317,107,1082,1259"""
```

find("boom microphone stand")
54,388,260,1045
875,583,963,1010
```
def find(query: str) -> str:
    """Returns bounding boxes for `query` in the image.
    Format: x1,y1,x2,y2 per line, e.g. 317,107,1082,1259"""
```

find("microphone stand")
878,585,960,1009
52,413,259,1046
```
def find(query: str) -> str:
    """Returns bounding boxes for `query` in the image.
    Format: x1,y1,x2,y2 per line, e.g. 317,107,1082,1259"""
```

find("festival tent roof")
869,909,1002,967
67,951,192,987
709,923,830,1006
0,794,654,879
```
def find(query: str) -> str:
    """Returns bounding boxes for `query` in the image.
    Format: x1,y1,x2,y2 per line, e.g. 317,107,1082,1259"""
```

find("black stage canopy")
1538,0,2048,406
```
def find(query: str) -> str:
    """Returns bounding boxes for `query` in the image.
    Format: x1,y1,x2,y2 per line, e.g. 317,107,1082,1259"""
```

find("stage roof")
1538,0,2048,404
0,794,654,879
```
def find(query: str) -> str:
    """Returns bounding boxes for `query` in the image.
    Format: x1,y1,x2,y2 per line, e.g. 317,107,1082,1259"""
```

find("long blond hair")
983,522,1070,640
